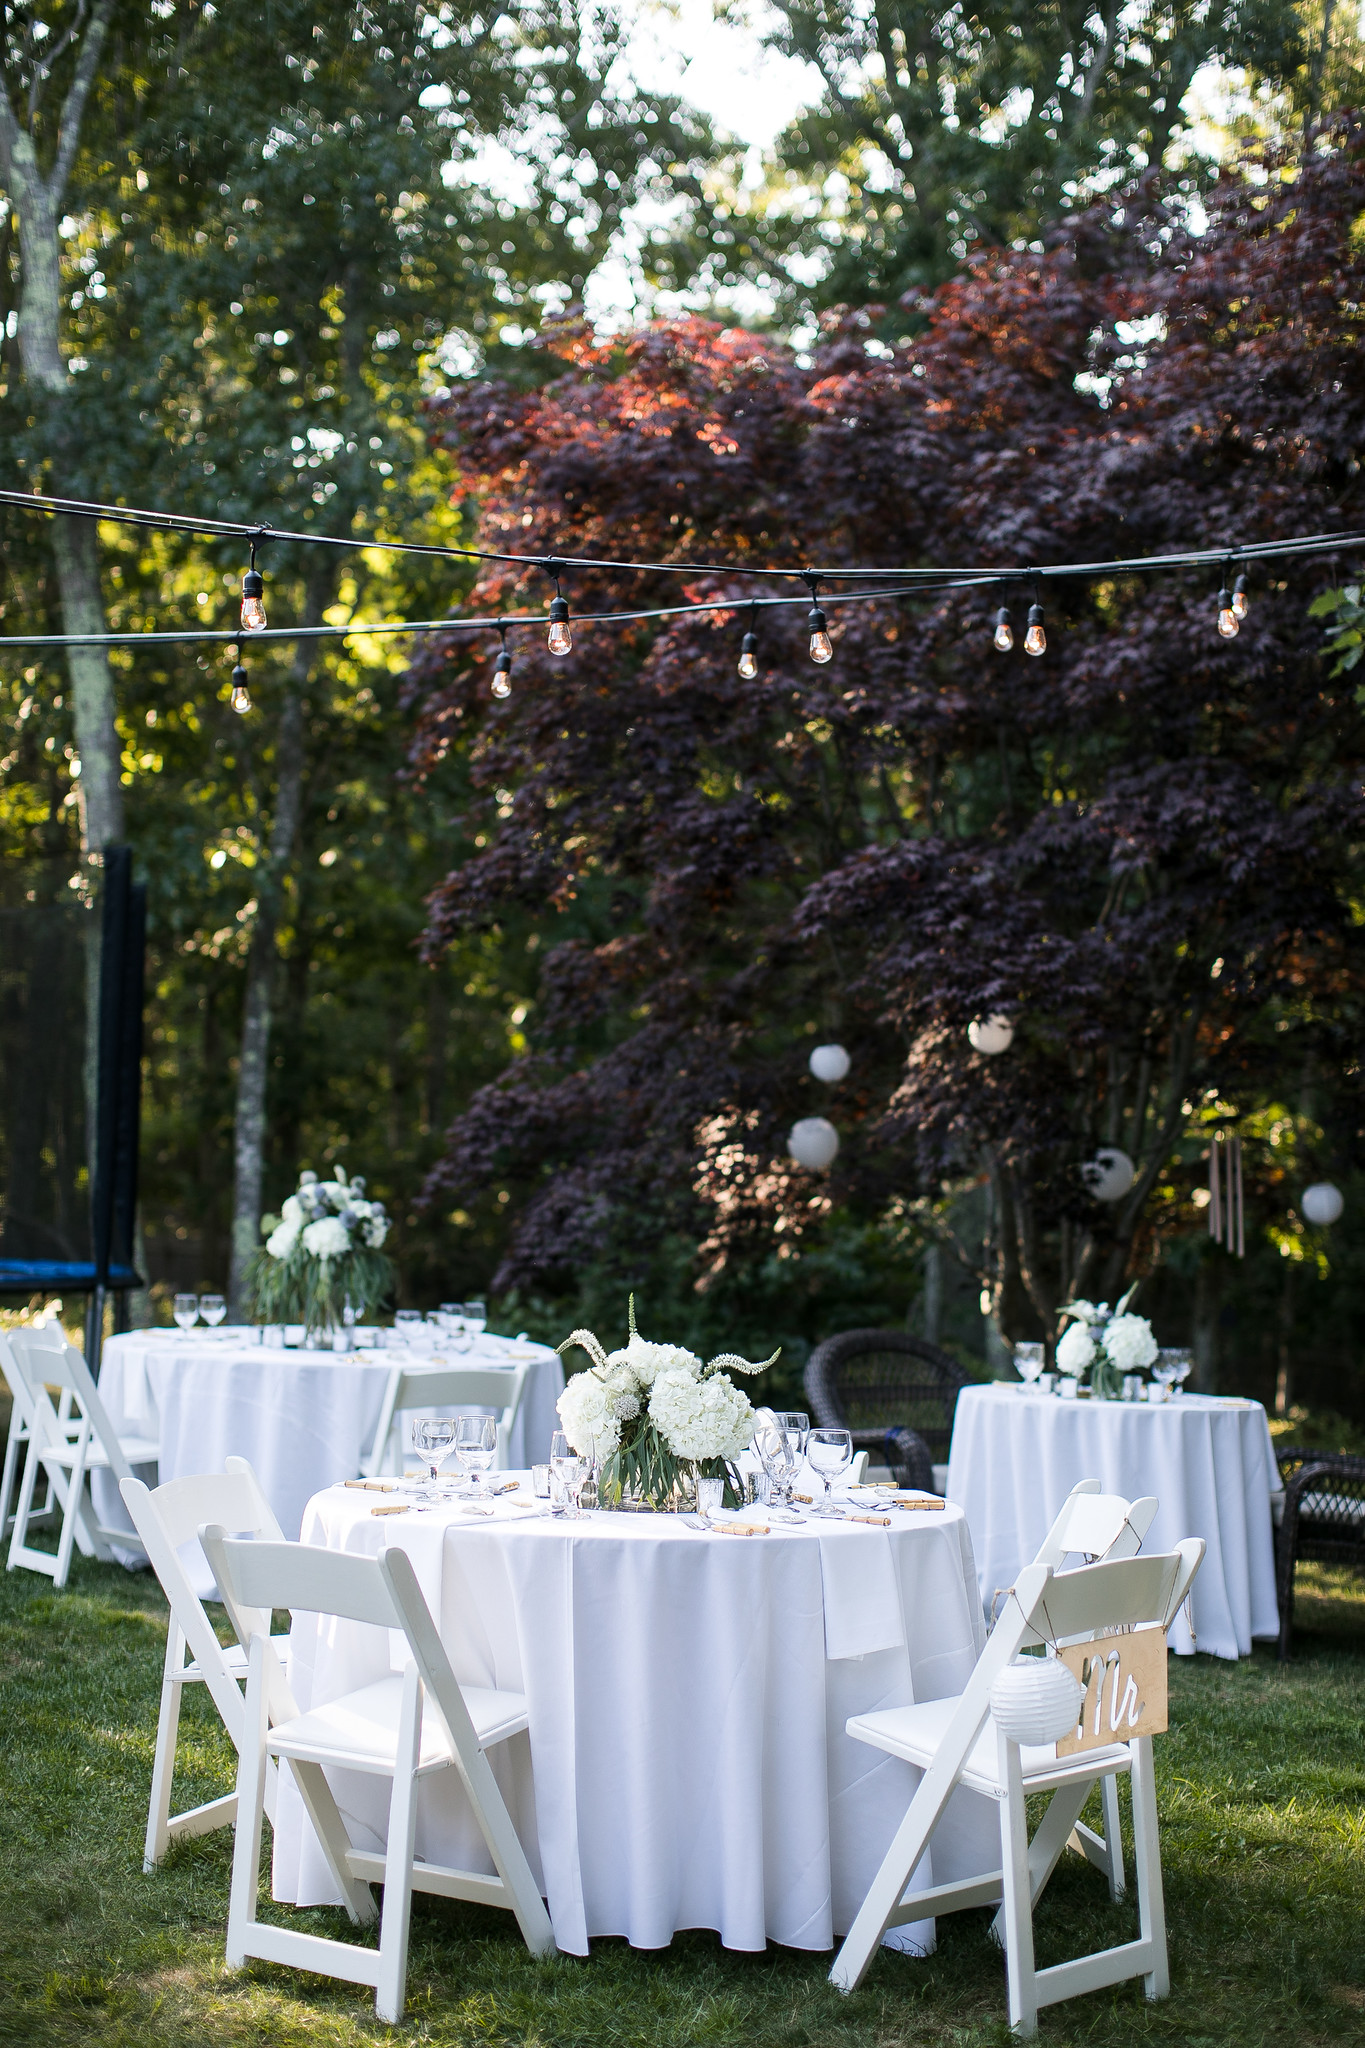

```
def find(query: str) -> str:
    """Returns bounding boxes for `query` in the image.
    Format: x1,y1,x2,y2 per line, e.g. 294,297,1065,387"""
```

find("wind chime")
1208,1131,1245,1257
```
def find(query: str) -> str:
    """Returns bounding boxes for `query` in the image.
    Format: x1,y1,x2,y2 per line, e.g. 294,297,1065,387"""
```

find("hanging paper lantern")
1084,1148,1136,1203
1301,1182,1344,1225
809,1043,851,1083
788,1117,840,1172
989,1655,1085,1746
968,1013,1014,1055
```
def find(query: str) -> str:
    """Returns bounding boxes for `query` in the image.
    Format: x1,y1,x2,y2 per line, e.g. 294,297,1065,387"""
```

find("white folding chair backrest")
362,1362,530,1478
1034,1479,1159,1570
201,1529,489,1770
11,1323,133,1483
1019,1542,1204,1648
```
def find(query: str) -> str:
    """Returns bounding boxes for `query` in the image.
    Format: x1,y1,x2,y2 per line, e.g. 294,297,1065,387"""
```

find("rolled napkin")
711,1520,769,1537
344,1478,397,1492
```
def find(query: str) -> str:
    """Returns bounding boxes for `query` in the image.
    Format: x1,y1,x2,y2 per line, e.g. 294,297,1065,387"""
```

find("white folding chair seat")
201,1526,555,2023
120,1456,292,1870
361,1361,531,1479
830,1540,1205,2035
6,1324,156,1587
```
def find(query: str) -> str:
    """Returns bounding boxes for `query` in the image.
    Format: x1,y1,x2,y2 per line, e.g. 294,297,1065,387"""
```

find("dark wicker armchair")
804,1329,970,1494
1274,1444,1365,1660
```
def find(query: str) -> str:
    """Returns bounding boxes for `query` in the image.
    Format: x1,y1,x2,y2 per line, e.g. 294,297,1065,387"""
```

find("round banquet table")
90,1329,564,1590
272,1480,999,1958
945,1383,1281,1660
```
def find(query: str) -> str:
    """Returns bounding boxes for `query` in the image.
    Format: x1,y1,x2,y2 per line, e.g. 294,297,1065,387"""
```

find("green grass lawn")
0,1551,1362,2048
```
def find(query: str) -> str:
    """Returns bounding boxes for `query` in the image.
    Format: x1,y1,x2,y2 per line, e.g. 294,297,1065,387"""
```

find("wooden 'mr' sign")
1056,1626,1168,1756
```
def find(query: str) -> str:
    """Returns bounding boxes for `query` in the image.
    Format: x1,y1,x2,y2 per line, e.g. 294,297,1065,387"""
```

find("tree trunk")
227,583,329,1314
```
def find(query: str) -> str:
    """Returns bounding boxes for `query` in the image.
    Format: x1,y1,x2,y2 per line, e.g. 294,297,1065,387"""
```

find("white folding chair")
830,1540,1205,2035
0,1327,83,1536
200,1526,555,2023
5,1324,158,1588
1024,1479,1159,1905
120,1457,294,1871
361,1362,530,1479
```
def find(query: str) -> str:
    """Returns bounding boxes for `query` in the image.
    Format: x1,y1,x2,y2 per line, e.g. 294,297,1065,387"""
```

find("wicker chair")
1274,1444,1365,1660
804,1330,970,1495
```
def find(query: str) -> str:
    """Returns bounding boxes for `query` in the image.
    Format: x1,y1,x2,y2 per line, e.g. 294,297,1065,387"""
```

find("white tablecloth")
946,1384,1281,1659
274,1483,997,1957
91,1330,564,1588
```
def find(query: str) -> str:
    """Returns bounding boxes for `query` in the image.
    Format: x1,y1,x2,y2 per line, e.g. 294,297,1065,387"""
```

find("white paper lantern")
788,1117,840,1172
1301,1182,1344,1226
1084,1147,1136,1203
809,1042,851,1083
968,1013,1014,1055
989,1655,1086,1746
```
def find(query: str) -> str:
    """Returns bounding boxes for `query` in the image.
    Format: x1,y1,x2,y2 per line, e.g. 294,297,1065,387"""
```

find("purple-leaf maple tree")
407,136,1365,1347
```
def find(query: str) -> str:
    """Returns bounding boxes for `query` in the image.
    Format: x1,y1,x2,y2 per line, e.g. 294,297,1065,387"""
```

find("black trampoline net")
0,857,96,1266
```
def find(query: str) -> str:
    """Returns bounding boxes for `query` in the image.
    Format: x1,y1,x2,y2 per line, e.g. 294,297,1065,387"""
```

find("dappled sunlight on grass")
0,1552,1362,2046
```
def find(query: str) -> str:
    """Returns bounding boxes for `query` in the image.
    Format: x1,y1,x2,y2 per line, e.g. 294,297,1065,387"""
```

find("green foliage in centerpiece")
556,1297,778,1509
247,1167,394,1336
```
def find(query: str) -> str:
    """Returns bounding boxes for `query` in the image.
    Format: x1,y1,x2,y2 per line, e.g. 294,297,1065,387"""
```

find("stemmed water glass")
464,1299,488,1340
549,1430,582,1517
199,1293,226,1328
172,1293,199,1331
456,1414,498,1496
1152,1352,1181,1401
1014,1342,1045,1387
393,1309,423,1346
807,1427,853,1515
755,1423,794,1508
412,1416,457,1499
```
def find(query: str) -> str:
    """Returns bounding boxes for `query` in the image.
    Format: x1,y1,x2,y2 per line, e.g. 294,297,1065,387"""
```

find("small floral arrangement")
556,1298,778,1508
1057,1292,1157,1398
248,1167,394,1335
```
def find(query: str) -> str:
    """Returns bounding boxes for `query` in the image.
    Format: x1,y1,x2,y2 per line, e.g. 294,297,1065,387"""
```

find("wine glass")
199,1293,226,1328
172,1293,199,1331
1152,1351,1181,1401
412,1416,457,1498
1014,1342,1045,1387
437,1301,463,1337
807,1427,853,1515
393,1309,422,1345
755,1424,794,1508
776,1411,809,1468
456,1414,498,1496
1172,1350,1194,1395
464,1298,488,1339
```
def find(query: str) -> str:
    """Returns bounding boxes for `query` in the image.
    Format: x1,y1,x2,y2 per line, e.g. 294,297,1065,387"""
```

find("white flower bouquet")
556,1297,778,1509
248,1166,394,1335
1057,1292,1157,1398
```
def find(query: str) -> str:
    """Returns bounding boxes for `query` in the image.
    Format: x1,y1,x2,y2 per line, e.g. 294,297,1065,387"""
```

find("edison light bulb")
1024,603,1046,656
808,604,833,664
994,606,1014,652
240,567,266,633
491,649,512,699
1217,590,1239,639
1231,573,1248,621
547,594,572,656
230,665,252,714
738,630,758,681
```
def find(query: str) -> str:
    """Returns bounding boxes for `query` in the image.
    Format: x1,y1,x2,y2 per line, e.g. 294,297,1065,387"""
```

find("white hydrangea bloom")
1056,1321,1095,1377
648,1367,754,1461
280,1194,304,1227
557,1370,622,1458
302,1215,350,1259
606,1335,702,1389
1102,1313,1157,1373
363,1216,388,1249
266,1219,300,1259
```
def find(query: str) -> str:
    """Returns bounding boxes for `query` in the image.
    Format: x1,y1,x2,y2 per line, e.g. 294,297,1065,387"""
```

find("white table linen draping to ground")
273,1482,998,1958
946,1383,1280,1659
90,1330,564,1589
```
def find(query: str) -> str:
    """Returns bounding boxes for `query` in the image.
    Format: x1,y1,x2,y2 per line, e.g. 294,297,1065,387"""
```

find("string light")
1232,571,1248,621
1217,580,1239,638
738,604,758,679
491,633,512,698
994,604,1014,652
545,560,572,656
805,575,833,664
240,534,267,633
230,642,251,714
1025,603,1046,657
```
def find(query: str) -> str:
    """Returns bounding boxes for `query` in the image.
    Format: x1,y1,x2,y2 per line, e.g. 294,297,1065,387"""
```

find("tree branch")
51,0,114,207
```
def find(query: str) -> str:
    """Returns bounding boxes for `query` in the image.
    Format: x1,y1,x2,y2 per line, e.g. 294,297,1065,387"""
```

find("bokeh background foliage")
2,5,1365,1422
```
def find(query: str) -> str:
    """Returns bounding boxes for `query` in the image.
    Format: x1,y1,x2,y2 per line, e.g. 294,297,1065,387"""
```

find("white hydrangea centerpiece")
555,1297,778,1509
248,1164,394,1337
1055,1289,1156,1398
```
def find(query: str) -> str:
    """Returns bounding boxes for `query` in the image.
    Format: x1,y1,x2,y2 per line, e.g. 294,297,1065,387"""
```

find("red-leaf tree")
407,138,1365,1358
